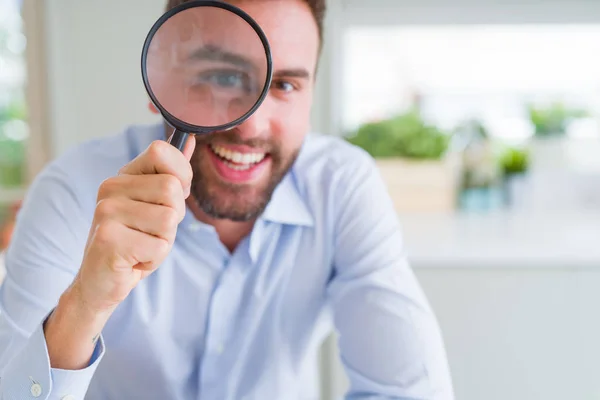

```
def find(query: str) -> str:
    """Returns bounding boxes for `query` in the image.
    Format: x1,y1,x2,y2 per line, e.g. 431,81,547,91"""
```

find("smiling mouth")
209,144,269,171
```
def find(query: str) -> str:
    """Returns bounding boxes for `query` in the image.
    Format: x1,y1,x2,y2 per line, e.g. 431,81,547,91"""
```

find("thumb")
181,137,195,199
182,135,196,162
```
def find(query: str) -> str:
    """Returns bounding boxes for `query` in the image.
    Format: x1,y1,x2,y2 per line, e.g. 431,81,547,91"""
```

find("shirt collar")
258,171,314,227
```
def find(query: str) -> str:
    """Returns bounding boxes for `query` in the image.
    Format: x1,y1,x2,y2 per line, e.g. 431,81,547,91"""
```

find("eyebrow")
188,45,256,71
273,68,311,79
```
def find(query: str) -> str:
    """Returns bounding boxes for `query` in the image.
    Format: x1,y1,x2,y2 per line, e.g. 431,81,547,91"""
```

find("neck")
185,198,255,253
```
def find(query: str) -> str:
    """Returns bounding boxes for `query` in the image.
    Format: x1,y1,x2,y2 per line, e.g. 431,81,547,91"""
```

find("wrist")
43,282,113,370
65,278,117,320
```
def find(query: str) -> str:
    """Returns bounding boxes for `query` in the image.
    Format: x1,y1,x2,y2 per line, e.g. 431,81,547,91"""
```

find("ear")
148,101,160,114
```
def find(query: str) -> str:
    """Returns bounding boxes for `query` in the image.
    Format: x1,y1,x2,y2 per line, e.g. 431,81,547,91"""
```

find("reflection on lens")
144,5,269,128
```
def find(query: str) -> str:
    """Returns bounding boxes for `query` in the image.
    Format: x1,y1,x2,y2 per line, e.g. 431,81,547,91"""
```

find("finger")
90,219,171,273
119,140,193,192
95,198,180,243
97,175,186,218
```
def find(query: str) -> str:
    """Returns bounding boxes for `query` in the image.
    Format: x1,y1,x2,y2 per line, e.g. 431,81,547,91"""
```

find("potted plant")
345,109,460,213
526,101,588,170
528,102,588,137
499,145,530,208
454,119,504,212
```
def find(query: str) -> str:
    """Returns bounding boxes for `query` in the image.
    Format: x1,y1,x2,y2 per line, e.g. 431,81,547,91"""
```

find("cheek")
273,109,309,156
190,145,211,167
272,94,313,149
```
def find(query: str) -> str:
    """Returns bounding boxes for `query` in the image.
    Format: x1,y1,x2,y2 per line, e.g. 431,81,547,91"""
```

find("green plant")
527,101,588,137
0,98,28,188
500,146,529,177
0,98,27,124
0,14,28,188
345,110,450,160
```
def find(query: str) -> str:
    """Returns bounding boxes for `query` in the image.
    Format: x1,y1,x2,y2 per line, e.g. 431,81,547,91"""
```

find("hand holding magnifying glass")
141,0,273,151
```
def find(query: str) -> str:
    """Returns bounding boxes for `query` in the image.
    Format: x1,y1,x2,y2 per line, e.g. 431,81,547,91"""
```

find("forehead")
150,7,267,61
151,1,320,75
230,0,320,73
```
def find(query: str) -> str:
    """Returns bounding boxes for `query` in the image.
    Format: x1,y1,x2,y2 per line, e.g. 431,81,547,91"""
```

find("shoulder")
292,133,378,186
290,133,387,224
28,123,163,218
47,123,163,179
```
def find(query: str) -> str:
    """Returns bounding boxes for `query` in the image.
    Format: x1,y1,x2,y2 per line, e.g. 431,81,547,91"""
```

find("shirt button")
62,395,76,400
30,383,42,397
216,344,224,354
189,223,201,231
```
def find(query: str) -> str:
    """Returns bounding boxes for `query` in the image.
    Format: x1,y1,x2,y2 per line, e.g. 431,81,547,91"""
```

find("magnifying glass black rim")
141,0,273,134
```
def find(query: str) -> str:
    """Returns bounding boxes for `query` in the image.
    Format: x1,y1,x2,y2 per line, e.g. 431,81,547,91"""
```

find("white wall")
310,0,343,137
43,0,165,157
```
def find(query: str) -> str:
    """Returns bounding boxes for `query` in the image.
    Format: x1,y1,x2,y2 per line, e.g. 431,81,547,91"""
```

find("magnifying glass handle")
168,128,189,152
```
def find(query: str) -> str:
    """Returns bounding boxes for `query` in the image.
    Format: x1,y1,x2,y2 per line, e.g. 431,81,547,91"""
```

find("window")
341,23,600,213
0,0,27,243
342,24,600,141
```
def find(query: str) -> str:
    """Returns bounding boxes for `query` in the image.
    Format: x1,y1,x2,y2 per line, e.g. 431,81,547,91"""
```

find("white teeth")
210,144,266,165
223,161,252,171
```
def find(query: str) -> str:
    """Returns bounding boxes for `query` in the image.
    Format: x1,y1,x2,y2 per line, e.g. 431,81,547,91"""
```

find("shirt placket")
199,241,252,399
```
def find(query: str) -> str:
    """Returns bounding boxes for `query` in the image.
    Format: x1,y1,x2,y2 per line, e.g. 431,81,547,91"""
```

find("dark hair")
165,0,326,44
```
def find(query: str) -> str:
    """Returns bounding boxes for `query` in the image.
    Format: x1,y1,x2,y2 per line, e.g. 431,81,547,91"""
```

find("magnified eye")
192,69,253,93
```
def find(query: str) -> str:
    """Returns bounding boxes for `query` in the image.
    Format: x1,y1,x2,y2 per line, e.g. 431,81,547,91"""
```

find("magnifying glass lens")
143,4,270,129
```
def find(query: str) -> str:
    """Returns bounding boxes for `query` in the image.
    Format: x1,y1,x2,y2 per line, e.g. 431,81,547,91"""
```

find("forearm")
43,283,113,370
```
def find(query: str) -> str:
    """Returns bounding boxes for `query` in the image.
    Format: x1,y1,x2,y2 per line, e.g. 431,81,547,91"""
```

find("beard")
189,129,300,222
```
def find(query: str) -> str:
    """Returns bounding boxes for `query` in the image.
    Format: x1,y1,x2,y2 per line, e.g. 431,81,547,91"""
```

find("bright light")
343,25,600,137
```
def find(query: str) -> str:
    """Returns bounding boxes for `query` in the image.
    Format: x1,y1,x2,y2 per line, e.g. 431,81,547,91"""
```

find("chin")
192,181,273,222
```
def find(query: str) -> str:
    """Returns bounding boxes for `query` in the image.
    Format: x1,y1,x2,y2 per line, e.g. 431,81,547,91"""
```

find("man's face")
166,0,320,221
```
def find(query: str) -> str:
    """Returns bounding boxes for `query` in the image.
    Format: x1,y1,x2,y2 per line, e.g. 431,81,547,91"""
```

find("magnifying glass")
141,0,273,151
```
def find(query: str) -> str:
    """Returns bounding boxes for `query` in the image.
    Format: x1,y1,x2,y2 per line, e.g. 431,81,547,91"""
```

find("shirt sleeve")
0,319,105,400
327,152,455,400
0,166,104,399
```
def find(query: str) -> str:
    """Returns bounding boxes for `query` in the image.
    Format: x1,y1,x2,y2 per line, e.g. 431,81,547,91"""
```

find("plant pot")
529,135,569,171
459,187,504,212
503,173,531,210
375,156,461,213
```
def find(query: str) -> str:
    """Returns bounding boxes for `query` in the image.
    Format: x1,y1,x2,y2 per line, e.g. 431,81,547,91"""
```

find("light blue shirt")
0,123,454,400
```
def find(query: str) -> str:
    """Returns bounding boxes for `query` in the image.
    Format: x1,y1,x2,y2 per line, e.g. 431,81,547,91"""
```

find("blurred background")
3,0,600,399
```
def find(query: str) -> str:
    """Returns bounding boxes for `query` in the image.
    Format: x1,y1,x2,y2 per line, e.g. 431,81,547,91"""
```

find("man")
0,0,454,399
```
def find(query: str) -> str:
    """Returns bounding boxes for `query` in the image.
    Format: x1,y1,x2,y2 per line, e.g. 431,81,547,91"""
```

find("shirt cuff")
50,333,105,399
0,321,105,400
